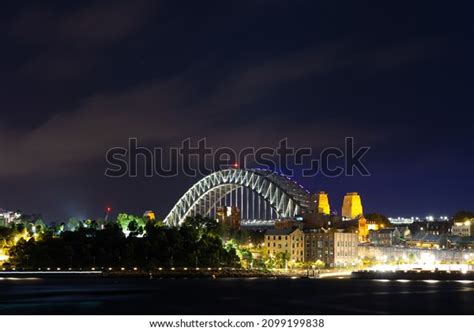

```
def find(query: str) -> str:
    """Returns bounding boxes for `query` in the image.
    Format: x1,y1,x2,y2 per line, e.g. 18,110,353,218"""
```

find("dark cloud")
0,39,430,177
10,0,157,46
58,0,157,46
9,1,157,83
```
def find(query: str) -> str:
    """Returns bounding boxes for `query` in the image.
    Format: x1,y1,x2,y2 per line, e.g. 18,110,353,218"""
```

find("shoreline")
2,269,474,281
0,269,352,279
0,269,292,279
352,270,474,280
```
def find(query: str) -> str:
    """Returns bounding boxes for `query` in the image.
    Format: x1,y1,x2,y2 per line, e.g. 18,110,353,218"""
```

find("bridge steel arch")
163,169,313,226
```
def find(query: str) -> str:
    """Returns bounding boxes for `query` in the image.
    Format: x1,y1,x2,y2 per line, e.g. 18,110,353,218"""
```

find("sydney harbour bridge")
163,169,314,227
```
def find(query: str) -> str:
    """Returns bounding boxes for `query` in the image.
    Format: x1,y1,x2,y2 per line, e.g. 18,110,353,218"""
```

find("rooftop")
265,228,299,236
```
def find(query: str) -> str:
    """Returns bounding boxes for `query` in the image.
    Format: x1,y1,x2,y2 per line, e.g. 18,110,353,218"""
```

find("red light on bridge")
106,207,112,213
232,162,239,168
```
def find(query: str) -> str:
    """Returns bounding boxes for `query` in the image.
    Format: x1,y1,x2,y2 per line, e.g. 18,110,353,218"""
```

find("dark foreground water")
0,277,473,314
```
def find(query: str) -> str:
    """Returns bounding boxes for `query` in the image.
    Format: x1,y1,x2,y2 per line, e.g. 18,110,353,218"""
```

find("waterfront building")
327,217,368,243
341,192,363,220
449,236,474,249
396,226,411,240
358,244,468,263
304,229,358,268
451,219,474,237
368,228,401,246
408,221,451,236
264,228,305,262
406,233,447,249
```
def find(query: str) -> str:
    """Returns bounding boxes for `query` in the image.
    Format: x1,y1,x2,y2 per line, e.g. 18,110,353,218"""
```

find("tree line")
4,215,243,269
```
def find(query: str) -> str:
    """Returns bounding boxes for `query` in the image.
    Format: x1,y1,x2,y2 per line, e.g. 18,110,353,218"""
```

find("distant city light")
389,215,451,224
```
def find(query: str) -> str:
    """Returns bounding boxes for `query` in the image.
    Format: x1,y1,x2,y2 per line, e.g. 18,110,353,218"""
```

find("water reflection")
0,278,473,315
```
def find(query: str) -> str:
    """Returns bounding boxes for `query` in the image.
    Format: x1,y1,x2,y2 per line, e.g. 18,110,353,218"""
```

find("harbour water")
0,277,473,314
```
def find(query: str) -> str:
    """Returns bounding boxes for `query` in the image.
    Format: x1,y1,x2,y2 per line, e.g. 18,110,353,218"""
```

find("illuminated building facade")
367,219,384,231
357,216,369,242
451,220,474,237
143,210,156,221
315,191,330,215
304,230,358,267
341,193,363,220
264,228,305,262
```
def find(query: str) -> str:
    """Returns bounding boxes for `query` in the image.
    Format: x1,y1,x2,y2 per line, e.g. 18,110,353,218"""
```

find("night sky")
0,0,472,222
